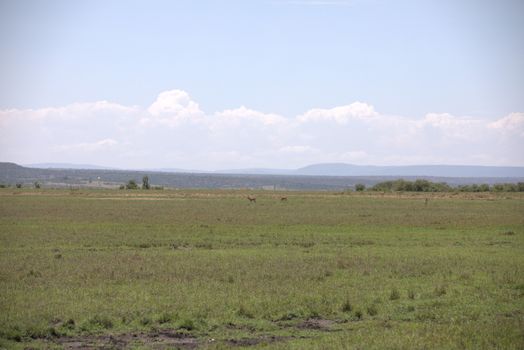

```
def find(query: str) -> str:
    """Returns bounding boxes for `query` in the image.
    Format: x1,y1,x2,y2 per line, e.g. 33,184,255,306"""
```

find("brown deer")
280,196,288,202
247,195,256,203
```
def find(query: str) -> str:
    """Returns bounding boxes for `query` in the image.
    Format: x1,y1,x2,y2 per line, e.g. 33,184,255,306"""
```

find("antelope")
280,196,288,202
424,198,429,206
247,195,256,203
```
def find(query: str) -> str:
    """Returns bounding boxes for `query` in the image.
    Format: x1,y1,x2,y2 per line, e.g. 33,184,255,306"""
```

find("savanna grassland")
0,189,523,349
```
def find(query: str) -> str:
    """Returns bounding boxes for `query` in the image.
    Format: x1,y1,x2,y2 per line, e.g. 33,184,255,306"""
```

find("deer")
247,195,256,203
280,196,288,202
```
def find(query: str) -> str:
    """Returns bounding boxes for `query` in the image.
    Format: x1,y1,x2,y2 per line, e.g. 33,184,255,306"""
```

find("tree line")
354,179,524,192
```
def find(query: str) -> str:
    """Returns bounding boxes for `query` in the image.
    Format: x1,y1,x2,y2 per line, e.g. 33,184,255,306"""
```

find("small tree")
34,181,41,189
355,184,366,192
126,179,138,190
142,175,150,190
16,183,22,189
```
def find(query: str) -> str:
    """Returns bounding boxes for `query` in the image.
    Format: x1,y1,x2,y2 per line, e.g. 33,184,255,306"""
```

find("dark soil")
53,329,199,349
296,318,335,331
226,335,291,347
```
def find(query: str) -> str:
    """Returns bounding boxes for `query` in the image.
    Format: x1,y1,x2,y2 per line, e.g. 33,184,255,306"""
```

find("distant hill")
1,162,523,190
24,163,116,170
14,162,524,177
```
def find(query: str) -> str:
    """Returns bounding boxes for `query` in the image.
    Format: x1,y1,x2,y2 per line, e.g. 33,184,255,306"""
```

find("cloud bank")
1,89,523,169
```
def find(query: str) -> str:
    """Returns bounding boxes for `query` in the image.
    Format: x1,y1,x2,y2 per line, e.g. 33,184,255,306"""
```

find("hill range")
2,162,523,190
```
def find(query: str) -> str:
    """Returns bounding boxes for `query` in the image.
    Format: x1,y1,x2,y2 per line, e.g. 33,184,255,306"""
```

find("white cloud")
56,139,118,152
0,89,523,168
214,106,286,126
143,89,204,127
488,112,524,137
297,102,378,124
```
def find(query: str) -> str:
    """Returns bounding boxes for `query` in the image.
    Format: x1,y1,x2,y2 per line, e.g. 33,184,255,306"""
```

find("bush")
434,285,447,296
355,184,366,192
367,305,378,316
408,289,416,299
157,313,172,324
15,183,22,188
178,319,195,330
341,300,353,312
390,288,400,300
126,179,138,190
88,315,113,329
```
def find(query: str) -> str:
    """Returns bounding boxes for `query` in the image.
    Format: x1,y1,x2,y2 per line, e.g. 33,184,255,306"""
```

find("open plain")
0,188,523,349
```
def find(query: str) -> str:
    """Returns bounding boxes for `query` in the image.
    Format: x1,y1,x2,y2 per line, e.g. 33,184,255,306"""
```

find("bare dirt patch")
53,329,199,349
296,318,335,331
226,335,292,347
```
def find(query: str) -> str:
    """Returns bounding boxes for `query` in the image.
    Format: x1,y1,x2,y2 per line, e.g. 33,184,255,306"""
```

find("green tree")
126,179,138,190
142,176,150,190
355,184,366,191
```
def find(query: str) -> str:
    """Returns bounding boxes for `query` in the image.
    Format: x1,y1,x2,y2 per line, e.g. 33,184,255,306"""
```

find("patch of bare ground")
226,335,292,347
296,318,335,331
53,329,199,349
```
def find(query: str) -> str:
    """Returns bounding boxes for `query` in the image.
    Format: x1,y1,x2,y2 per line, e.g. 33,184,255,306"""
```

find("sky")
0,0,523,170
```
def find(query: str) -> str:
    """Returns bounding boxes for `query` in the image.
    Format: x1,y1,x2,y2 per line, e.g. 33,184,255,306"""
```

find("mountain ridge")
11,162,524,177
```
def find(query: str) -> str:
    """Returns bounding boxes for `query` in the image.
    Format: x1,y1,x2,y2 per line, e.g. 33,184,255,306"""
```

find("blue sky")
0,0,523,169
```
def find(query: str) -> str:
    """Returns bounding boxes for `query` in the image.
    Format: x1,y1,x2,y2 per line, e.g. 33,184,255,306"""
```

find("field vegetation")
0,188,523,349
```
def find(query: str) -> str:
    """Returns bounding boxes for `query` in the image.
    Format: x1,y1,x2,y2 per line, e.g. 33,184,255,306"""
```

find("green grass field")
0,189,523,349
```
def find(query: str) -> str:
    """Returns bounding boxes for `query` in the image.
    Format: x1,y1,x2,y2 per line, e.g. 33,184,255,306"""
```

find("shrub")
157,313,172,324
15,183,22,188
354,310,363,320
33,181,41,189
178,319,195,330
408,290,416,299
390,288,400,300
88,315,113,329
355,184,366,192
341,300,353,312
237,305,254,318
140,317,152,326
63,319,75,330
126,179,138,190
367,305,378,316
434,285,447,297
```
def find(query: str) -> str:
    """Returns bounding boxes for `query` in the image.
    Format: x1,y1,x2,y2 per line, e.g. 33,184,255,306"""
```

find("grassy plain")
0,189,523,349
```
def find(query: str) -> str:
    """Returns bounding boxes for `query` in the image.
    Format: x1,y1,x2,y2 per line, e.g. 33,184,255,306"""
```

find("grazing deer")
247,195,256,203
280,196,288,202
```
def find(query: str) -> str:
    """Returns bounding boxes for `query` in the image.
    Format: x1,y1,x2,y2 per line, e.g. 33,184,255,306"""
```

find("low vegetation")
0,189,522,349
369,179,524,192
